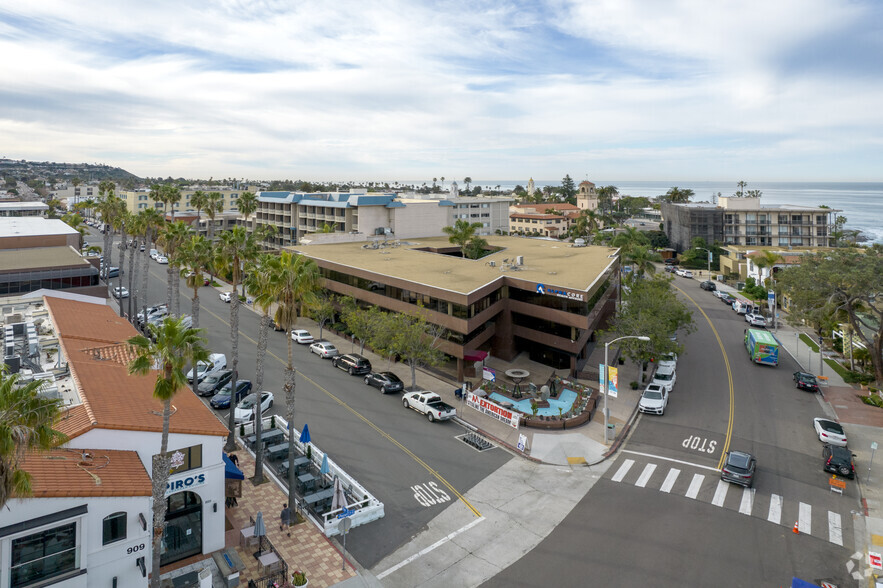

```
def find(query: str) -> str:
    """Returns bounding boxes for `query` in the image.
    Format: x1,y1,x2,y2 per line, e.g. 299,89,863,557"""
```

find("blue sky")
1,0,881,182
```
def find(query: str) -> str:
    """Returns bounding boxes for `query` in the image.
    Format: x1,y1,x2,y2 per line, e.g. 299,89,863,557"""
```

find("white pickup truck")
402,391,456,422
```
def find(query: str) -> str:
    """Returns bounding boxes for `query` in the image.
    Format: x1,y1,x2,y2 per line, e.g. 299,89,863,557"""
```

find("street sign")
869,551,882,569
338,517,352,533
336,507,355,519
873,441,878,451
768,292,775,301
517,434,527,452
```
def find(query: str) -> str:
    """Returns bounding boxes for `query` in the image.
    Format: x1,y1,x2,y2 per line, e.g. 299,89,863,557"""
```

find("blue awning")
223,453,244,480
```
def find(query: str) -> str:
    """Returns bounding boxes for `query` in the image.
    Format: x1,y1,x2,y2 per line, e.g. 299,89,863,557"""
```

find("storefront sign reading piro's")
165,472,207,496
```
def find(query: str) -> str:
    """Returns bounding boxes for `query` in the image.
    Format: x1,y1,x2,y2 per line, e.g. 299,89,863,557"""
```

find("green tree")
463,235,489,259
749,250,784,288
237,191,257,230
442,219,483,258
189,190,208,231
307,292,336,340
569,209,602,242
341,298,384,355
0,371,67,509
61,211,87,249
157,221,193,316
388,310,447,388
777,249,883,384
205,191,225,240
560,174,577,202
176,235,214,387
127,317,208,588
622,245,662,281
137,208,165,330
596,185,619,214
463,177,472,192
662,187,694,203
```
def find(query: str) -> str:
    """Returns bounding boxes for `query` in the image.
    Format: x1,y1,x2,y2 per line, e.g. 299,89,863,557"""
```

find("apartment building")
0,202,49,217
118,186,258,215
661,197,839,252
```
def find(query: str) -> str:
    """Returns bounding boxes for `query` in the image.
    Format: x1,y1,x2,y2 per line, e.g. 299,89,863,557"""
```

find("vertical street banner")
608,366,619,398
599,364,606,395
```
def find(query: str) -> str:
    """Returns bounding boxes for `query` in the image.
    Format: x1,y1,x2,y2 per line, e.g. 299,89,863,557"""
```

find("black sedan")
197,369,234,396
699,280,716,291
364,371,404,394
794,371,820,393
210,380,253,409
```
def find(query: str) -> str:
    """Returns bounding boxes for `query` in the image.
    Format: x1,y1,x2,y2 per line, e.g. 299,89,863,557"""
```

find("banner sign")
599,364,606,395
608,366,619,398
483,366,496,382
467,393,520,429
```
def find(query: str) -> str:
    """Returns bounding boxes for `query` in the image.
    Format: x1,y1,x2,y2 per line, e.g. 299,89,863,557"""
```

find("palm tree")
463,177,472,192
176,235,214,396
0,371,67,509
205,192,225,240
596,185,619,214
663,187,694,203
157,222,193,316
127,317,209,588
137,208,165,329
242,253,278,483
612,226,650,254
237,191,257,231
128,212,145,321
95,193,119,281
61,212,87,249
189,190,208,232
113,206,132,318
569,209,601,242
271,251,320,511
622,245,662,280
750,250,784,287
217,227,263,451
442,219,483,258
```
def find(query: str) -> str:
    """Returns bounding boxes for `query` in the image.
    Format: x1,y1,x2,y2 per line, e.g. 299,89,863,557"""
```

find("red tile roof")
19,448,151,498
45,297,229,440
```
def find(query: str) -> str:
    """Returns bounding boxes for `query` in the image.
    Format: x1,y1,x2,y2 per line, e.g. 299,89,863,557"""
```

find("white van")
187,353,227,382
732,298,758,315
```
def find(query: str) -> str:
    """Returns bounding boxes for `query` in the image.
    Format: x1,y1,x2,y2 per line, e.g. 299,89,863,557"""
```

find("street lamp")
604,335,651,443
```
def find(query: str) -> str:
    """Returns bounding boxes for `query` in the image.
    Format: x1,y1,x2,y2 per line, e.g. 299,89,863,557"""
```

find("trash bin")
606,424,616,441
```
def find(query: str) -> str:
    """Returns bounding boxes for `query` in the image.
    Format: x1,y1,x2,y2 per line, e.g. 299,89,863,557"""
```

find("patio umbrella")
299,424,311,444
319,453,329,476
253,511,266,555
331,476,348,512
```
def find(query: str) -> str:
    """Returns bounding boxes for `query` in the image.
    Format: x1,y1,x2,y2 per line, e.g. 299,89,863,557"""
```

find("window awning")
463,350,489,362
223,453,244,480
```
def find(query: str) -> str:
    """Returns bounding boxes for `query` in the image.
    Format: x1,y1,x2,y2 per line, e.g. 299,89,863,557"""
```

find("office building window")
102,512,127,545
11,522,78,587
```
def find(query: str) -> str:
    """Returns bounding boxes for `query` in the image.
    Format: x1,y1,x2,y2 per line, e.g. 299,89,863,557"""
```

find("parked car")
233,391,274,424
270,319,285,332
197,369,233,396
219,291,233,303
745,313,768,328
149,249,159,260
656,354,677,370
112,286,129,299
639,384,669,415
186,353,227,383
813,418,847,447
210,380,253,409
664,258,679,266
402,391,456,422
719,293,737,305
793,371,820,393
137,304,168,325
721,450,756,487
291,329,314,344
364,371,405,394
664,265,677,273
699,280,716,291
651,365,676,392
823,443,856,478
103,266,122,278
155,255,169,264
680,270,694,278
332,354,372,375
309,341,338,359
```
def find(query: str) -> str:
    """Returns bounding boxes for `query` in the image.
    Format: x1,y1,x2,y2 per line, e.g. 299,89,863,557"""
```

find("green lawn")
799,333,819,352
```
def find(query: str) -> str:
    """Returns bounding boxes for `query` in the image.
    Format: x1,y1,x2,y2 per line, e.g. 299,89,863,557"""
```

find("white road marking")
635,464,657,488
828,511,843,546
739,487,755,515
767,494,782,524
375,517,485,580
686,474,704,499
799,502,811,534
623,449,720,472
660,468,680,493
712,480,729,506
611,459,635,483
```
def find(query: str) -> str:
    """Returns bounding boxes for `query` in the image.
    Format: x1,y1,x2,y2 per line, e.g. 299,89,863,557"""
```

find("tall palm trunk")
224,284,241,452
167,265,175,315
141,231,152,331
190,286,201,398
173,265,181,317
103,224,112,287
150,399,173,588
127,238,137,321
284,333,297,514
253,313,270,483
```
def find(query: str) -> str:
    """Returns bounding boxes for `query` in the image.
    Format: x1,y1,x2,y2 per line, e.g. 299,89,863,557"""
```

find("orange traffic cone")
792,521,799,534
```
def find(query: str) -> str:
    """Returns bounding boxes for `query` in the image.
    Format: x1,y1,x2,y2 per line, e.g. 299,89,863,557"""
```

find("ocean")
469,180,883,244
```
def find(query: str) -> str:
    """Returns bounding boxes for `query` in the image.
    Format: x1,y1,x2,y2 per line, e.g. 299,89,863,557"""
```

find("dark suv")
700,280,716,291
823,444,855,478
332,354,372,375
793,371,820,393
721,450,756,487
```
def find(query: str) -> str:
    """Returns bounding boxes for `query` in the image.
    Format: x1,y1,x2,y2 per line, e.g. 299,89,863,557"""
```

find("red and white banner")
467,393,520,429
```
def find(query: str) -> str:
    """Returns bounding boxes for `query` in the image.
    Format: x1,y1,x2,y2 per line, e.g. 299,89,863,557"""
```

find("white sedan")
639,384,669,415
657,353,677,370
291,329,314,344
745,313,768,328
309,341,338,358
155,255,169,264
813,418,847,447
219,291,233,303
233,391,274,424
112,287,129,299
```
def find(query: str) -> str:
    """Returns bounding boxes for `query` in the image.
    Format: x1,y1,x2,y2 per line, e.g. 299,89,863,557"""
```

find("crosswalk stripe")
712,480,729,506
739,487,755,515
799,502,812,534
767,494,782,524
685,474,704,499
635,464,657,488
660,468,680,493
612,459,634,483
829,511,843,546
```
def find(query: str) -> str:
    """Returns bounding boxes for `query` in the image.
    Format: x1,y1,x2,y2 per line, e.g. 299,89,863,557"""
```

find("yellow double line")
673,286,736,470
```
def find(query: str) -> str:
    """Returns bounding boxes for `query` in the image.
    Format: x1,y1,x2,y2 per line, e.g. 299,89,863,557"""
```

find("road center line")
622,450,720,472
375,517,486,580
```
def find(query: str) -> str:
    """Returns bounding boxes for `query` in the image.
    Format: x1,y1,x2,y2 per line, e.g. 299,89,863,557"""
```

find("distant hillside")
0,158,141,186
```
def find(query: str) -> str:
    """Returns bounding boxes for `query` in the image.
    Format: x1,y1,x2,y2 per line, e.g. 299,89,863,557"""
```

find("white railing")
238,416,384,537
833,329,867,351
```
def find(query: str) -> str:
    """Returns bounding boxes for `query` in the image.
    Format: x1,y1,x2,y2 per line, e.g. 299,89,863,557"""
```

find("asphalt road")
487,274,859,587
90,226,510,568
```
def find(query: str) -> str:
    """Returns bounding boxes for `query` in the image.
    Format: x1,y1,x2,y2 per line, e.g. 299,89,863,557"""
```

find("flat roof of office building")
0,246,92,272
290,235,619,294
0,217,79,236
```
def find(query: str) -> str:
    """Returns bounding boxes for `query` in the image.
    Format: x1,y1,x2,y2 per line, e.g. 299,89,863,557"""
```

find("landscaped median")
470,375,598,430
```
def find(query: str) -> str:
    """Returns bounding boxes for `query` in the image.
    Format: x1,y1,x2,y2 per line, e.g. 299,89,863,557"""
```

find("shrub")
860,395,883,408
630,381,639,390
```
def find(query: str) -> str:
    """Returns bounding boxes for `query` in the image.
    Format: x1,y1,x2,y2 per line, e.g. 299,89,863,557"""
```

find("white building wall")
1,495,151,588
390,203,448,238
353,206,392,236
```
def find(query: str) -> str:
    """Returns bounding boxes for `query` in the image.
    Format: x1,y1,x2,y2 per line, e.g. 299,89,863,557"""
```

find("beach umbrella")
331,476,348,512
253,511,266,555
319,453,329,476
299,424,311,444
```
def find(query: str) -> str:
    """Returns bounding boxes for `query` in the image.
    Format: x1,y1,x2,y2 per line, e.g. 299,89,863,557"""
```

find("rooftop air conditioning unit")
516,256,524,266
573,238,586,247
489,261,496,267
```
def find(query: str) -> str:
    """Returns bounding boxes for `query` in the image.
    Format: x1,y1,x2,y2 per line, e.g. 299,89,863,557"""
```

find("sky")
1,1,881,183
